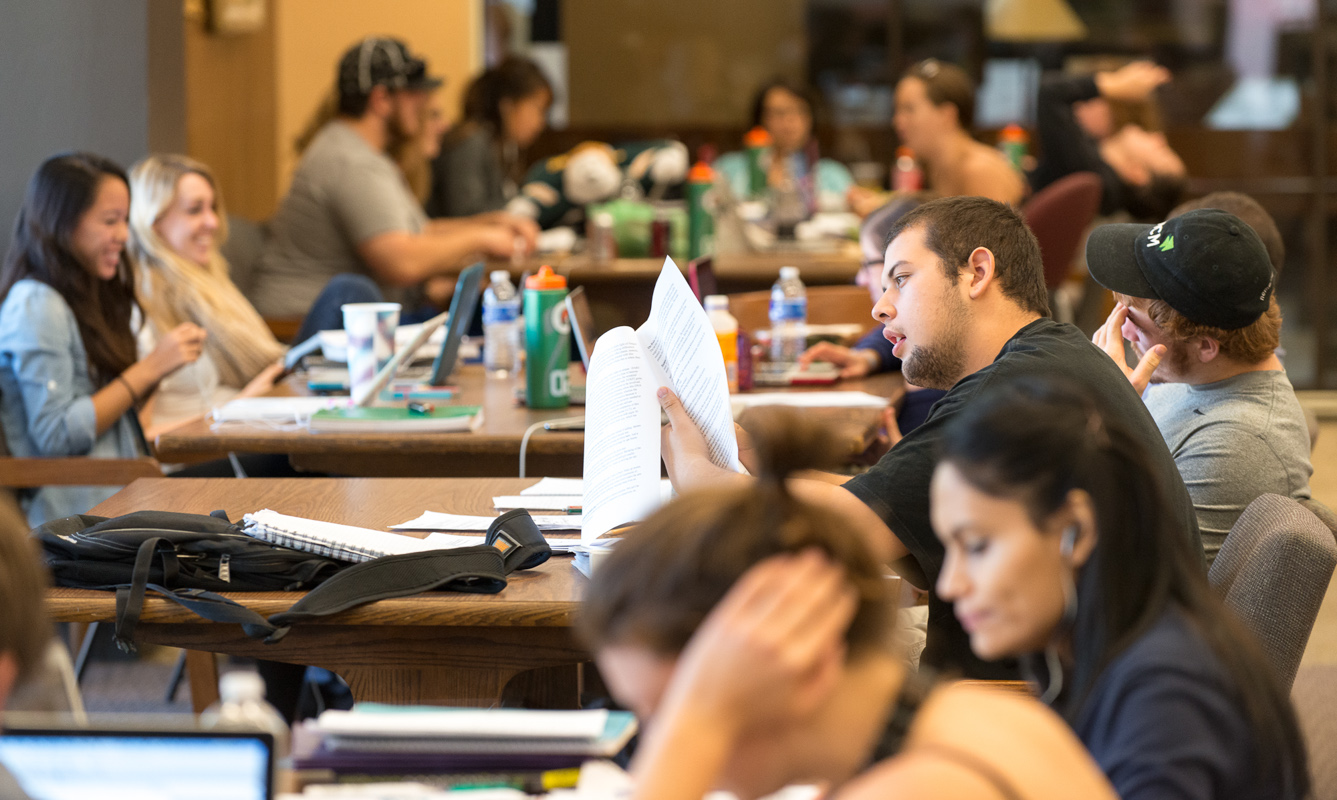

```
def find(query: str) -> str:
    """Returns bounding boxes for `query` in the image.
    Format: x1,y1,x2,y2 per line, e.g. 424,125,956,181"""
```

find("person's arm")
658,387,906,563
798,341,883,379
356,224,516,287
1031,74,1106,190
427,211,539,251
628,553,857,800
95,323,207,436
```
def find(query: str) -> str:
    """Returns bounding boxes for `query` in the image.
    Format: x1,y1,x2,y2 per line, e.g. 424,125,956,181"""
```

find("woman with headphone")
930,375,1308,799
582,408,1117,800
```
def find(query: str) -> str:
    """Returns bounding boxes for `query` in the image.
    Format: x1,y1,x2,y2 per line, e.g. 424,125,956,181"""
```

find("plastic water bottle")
768,266,807,365
704,295,739,393
483,270,522,377
200,671,290,759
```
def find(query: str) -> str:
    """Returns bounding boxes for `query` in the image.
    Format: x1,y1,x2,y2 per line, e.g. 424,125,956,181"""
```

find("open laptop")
565,285,597,371
304,263,485,397
0,716,274,800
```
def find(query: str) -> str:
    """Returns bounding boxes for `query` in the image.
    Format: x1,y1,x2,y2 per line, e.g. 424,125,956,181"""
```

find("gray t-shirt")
1144,370,1312,564
252,121,426,317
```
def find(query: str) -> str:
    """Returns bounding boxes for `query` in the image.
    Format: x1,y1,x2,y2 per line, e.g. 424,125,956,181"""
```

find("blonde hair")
128,155,285,388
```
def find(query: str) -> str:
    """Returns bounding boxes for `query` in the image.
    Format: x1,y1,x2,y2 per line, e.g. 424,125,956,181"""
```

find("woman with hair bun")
581,408,1116,800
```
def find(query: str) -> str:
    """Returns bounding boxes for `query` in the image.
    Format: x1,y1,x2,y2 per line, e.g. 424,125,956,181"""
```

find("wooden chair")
727,284,876,340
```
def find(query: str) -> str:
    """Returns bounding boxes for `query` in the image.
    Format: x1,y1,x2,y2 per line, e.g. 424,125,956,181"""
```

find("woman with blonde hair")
128,155,285,437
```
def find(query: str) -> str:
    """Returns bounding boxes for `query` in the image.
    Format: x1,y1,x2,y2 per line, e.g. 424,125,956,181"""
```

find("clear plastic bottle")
482,270,522,376
704,295,739,393
768,266,807,365
200,671,290,759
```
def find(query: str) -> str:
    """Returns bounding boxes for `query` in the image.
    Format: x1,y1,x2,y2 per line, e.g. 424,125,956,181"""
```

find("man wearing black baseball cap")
254,37,535,321
1086,209,1312,564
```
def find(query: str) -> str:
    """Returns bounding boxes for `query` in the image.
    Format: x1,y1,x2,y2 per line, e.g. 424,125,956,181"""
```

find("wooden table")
153,366,903,477
47,478,588,710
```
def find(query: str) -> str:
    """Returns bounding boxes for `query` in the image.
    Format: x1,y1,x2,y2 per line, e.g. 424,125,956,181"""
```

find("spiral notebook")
241,509,481,563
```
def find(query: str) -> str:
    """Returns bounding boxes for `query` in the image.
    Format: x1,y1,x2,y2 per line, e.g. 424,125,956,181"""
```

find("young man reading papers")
657,197,1200,678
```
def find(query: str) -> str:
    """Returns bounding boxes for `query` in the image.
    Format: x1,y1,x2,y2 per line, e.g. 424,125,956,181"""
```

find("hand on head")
658,550,856,732
1092,303,1163,395
1096,61,1171,103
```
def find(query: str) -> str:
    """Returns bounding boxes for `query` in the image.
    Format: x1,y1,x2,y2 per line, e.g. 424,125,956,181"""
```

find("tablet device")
0,714,275,800
429,262,485,385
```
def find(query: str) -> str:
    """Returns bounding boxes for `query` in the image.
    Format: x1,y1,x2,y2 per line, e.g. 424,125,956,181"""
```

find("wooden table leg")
185,650,220,713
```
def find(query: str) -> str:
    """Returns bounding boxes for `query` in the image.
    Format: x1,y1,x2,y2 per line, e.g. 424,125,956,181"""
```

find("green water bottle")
524,265,570,408
687,158,715,260
743,126,771,198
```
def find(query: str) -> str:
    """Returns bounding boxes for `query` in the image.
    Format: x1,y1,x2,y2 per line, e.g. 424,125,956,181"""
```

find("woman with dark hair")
582,408,1118,800
0,153,203,524
894,60,1025,205
426,57,553,218
714,78,854,213
931,375,1309,799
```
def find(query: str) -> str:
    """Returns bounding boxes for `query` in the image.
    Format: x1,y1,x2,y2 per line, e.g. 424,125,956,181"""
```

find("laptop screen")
0,729,273,800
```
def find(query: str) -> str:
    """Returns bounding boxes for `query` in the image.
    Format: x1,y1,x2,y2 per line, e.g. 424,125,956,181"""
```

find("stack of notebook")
292,705,637,779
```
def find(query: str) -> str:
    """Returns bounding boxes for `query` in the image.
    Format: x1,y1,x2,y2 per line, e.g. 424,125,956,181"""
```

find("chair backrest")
727,285,875,339
220,214,268,299
1208,493,1337,692
1022,172,1103,290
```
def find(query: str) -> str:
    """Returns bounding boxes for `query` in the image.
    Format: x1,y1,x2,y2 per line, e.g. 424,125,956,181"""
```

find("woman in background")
129,155,287,440
0,153,202,524
427,57,553,219
581,409,1117,800
715,78,854,214
931,376,1308,799
893,60,1025,206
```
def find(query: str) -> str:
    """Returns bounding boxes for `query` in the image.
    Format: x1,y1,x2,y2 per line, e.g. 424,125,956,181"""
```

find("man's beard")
901,292,969,390
1138,340,1191,385
385,112,414,154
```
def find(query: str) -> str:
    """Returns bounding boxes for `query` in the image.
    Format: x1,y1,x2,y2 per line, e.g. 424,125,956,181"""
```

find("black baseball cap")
337,37,442,101
1085,209,1274,330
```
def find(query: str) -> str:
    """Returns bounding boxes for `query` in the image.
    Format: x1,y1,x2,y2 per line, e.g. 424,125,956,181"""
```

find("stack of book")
292,705,637,787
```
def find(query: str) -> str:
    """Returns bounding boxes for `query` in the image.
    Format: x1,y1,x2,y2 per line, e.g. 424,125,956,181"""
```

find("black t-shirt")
1074,606,1299,800
844,318,1201,678
1027,74,1129,217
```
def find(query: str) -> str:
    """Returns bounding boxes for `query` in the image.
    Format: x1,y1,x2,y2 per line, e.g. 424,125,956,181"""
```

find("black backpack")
35,508,552,650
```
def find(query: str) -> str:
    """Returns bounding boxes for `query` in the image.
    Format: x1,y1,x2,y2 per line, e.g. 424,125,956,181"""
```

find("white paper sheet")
314,708,609,739
392,512,582,532
636,258,742,472
520,477,587,496
729,391,891,411
581,327,664,541
492,495,583,511
212,396,352,422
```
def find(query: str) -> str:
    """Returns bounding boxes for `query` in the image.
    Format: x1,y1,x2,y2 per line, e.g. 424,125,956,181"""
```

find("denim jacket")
0,279,144,525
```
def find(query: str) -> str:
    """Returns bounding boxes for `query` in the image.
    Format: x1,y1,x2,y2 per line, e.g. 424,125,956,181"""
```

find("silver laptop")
0,715,274,800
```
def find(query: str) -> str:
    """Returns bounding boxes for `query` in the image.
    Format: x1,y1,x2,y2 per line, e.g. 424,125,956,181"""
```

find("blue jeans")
292,274,385,345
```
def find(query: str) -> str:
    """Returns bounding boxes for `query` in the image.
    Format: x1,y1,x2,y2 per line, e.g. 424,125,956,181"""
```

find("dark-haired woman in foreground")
581,410,1116,800
931,376,1308,800
0,153,203,525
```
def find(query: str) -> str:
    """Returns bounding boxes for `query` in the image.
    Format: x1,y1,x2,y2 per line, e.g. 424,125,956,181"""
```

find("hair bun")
742,406,847,487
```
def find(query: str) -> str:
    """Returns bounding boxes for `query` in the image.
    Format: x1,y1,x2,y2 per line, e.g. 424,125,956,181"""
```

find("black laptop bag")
35,508,551,650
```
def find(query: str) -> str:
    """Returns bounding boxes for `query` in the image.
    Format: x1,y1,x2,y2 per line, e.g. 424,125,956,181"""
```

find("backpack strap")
110,510,555,648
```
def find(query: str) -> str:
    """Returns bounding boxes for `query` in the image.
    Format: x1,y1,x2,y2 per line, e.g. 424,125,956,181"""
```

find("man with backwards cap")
254,37,534,321
1086,209,1313,565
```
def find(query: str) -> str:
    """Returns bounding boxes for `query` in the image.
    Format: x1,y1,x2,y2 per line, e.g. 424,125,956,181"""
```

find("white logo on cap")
1145,222,1165,249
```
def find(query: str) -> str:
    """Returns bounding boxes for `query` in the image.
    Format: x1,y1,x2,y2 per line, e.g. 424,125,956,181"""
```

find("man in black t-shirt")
658,196,1200,678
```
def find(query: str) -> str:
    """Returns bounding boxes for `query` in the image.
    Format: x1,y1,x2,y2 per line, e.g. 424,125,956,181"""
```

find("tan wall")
271,0,482,196
565,0,806,126
184,0,482,220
